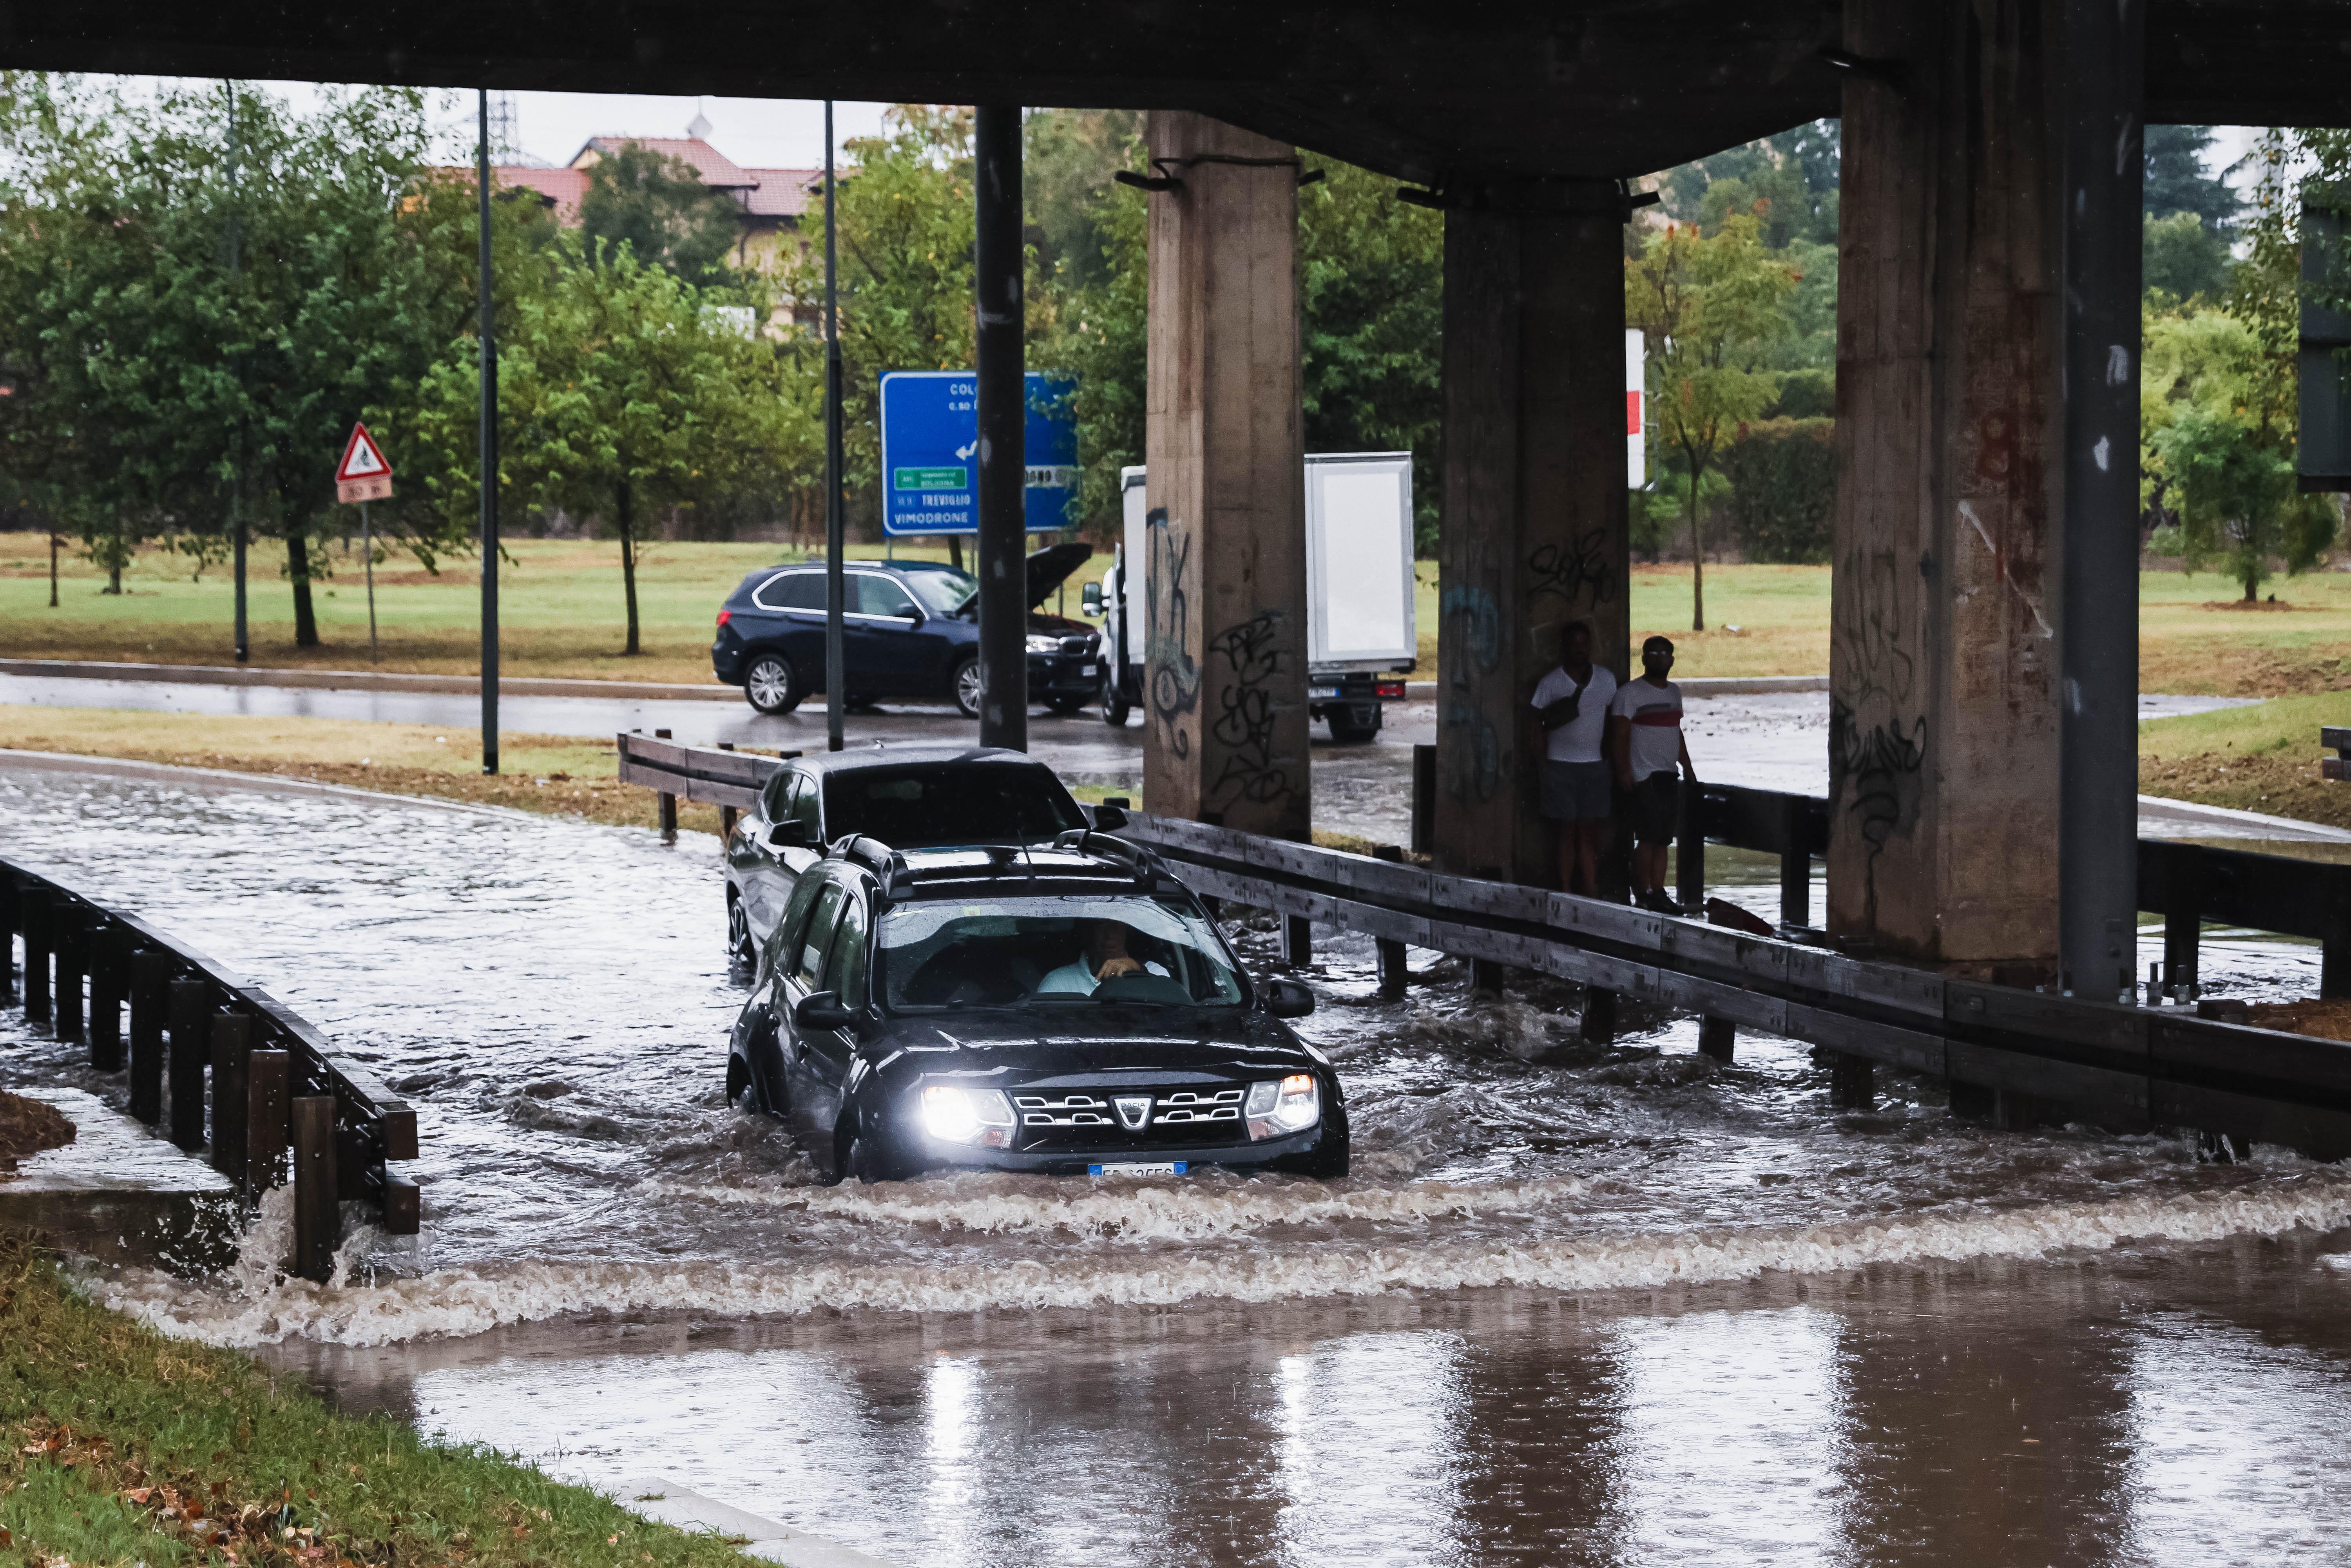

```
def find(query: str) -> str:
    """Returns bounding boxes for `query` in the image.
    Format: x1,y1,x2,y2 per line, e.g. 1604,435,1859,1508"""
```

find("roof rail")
1052,828,1186,893
830,833,912,896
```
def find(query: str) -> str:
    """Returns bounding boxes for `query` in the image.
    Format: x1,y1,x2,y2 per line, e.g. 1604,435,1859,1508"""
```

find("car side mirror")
1088,802,1127,831
1262,978,1315,1019
763,819,815,851
1080,581,1104,616
793,990,859,1030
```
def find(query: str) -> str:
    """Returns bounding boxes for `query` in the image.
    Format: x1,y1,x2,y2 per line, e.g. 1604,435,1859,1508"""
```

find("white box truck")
1084,452,1417,742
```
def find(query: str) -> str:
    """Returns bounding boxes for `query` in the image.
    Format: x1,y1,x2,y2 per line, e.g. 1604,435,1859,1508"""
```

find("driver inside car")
1036,920,1158,995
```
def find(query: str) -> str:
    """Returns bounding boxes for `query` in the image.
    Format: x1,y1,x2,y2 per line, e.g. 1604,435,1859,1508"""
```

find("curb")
0,747,522,819
2134,790,2351,843
0,657,739,702
621,1477,901,1568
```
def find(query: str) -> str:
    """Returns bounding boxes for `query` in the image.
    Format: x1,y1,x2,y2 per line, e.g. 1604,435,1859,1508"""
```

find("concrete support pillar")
1829,0,2137,981
1140,111,1310,839
1433,186,1632,885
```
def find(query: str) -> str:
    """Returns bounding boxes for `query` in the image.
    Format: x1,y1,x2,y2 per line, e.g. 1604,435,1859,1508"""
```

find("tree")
578,143,745,289
2145,125,2240,234
1625,209,1795,628
411,239,812,654
2144,211,2233,304
2150,410,2335,599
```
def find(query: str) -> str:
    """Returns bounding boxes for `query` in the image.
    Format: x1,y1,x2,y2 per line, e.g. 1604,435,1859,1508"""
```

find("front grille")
1060,635,1094,657
1013,1085,1248,1149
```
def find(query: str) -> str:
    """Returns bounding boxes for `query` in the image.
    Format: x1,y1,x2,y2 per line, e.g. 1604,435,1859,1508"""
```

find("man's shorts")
1628,770,1682,842
1541,760,1613,823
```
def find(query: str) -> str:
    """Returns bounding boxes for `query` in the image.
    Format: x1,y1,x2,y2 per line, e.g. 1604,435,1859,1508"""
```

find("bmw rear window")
822,764,1084,847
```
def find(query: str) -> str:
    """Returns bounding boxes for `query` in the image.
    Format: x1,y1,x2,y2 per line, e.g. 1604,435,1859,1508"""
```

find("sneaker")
1636,889,1685,917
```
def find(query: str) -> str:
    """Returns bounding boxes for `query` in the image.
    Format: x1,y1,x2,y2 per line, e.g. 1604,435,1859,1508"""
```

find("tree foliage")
1625,209,1795,626
578,143,746,290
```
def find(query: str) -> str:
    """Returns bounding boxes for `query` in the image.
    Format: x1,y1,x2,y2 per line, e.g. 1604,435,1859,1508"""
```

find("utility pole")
974,103,1026,752
824,99,846,753
227,81,247,664
477,89,500,776
361,502,378,664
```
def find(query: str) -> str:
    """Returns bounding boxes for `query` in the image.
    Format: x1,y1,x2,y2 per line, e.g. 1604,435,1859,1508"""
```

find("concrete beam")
1433,185,1632,885
1139,111,1311,840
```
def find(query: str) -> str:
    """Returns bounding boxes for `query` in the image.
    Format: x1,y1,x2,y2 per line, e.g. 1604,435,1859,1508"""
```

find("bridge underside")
1,2,2342,184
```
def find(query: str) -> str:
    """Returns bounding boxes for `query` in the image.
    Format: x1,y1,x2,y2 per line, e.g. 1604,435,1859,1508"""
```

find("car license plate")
1089,1161,1188,1177
1081,663,1098,677
1310,685,1342,700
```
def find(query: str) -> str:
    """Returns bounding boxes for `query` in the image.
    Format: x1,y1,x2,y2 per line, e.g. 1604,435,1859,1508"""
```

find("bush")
1768,368,1837,420
1721,417,1838,563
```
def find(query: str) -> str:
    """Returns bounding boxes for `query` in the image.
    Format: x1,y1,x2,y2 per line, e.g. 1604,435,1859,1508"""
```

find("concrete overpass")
7,0,2342,992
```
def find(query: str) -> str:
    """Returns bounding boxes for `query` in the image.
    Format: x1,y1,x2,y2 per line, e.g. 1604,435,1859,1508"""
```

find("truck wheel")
951,656,984,720
1100,674,1130,727
744,654,802,715
1327,704,1382,744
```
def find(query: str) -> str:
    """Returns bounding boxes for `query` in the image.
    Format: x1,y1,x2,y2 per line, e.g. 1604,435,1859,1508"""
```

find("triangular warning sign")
335,422,391,482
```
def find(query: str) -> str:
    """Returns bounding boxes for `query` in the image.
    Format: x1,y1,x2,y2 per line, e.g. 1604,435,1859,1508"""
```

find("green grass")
11,533,2351,696
0,1230,753,1568
2138,692,2351,828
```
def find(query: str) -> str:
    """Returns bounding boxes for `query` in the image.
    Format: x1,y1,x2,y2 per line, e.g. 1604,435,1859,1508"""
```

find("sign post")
334,422,394,664
878,371,1078,538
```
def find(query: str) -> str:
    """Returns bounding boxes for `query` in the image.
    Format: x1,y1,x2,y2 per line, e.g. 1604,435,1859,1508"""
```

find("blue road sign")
878,370,1078,536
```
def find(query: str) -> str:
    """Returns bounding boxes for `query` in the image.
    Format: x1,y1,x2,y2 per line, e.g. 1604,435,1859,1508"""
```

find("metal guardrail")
2324,725,2349,783
616,731,786,840
614,734,2351,1155
2,861,418,1273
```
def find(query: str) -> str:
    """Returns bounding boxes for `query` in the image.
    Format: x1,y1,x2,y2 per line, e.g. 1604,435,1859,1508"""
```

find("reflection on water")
283,1237,2351,1568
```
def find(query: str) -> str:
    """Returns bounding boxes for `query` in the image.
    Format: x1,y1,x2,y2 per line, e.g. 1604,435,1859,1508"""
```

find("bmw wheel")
744,654,802,715
726,894,756,972
951,655,984,720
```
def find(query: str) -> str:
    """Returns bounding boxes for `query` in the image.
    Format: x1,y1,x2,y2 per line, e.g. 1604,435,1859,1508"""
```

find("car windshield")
823,764,1084,847
876,894,1246,1011
900,566,978,616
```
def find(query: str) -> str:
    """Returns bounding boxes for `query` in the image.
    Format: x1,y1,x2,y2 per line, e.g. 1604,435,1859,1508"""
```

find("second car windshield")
876,894,1245,1011
900,565,978,616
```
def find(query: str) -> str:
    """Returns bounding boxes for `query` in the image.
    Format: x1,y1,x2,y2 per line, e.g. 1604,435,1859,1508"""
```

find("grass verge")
0,1229,753,1568
2138,694,2351,829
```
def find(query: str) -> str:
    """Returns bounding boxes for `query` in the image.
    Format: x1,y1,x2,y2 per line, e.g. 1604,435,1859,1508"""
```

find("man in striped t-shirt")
1607,636,1698,915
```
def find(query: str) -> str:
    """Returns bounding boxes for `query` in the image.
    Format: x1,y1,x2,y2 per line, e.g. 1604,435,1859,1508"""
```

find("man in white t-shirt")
1607,635,1697,915
1527,621,1618,896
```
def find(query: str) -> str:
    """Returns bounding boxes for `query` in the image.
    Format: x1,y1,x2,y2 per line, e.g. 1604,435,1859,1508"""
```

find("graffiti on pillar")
1143,506,1199,761
1831,546,1927,930
1526,527,1616,611
1440,583,1501,682
1205,610,1297,808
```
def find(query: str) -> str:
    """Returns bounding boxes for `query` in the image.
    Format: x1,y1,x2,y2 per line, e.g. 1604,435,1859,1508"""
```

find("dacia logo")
1114,1095,1153,1131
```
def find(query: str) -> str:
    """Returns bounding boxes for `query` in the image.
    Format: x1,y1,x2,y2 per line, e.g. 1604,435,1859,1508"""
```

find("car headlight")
1025,633,1062,655
921,1085,1016,1148
1245,1074,1320,1139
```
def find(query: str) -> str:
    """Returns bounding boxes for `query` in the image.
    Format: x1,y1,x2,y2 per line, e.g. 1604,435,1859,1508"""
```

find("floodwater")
2,759,2348,1565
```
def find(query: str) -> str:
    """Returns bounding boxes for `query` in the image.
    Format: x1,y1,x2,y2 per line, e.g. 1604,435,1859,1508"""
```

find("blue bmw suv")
712,544,1104,718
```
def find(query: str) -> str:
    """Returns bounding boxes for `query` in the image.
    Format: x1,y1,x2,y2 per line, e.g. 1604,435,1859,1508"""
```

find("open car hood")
1025,542,1094,610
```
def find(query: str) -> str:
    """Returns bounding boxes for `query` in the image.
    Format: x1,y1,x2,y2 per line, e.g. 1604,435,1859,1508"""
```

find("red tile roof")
491,165,588,221
740,168,823,218
574,136,755,190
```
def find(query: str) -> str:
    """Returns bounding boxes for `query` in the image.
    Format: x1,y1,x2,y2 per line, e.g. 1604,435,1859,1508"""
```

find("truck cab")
1087,453,1417,743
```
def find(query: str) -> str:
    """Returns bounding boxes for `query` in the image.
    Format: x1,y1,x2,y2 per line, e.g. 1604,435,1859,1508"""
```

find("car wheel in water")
1100,674,1130,727
726,895,755,971
725,1053,752,1108
951,655,984,720
744,654,802,715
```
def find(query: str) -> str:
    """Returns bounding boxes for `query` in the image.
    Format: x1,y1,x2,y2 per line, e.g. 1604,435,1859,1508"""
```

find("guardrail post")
717,742,739,842
2163,905,2199,994
2324,928,2347,1001
292,1095,339,1283
1829,1052,1875,1110
52,898,84,1045
1580,986,1616,1044
1675,791,1706,914
1281,914,1312,969
248,1049,291,1191
0,873,15,1002
88,922,124,1072
166,978,210,1151
127,951,169,1124
210,1012,253,1182
1699,1016,1736,1063
21,884,50,1025
1373,846,1409,997
1469,958,1505,995
1410,744,1435,856
655,728,679,841
1779,796,1811,927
